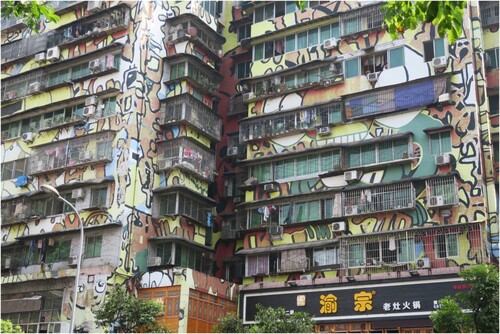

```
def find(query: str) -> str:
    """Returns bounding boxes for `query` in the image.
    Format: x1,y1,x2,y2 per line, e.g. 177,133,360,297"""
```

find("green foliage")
429,296,472,333
295,1,307,11
250,304,315,333
1,0,60,32
383,1,467,44
213,313,246,333
95,285,168,333
1,319,24,334
430,264,499,333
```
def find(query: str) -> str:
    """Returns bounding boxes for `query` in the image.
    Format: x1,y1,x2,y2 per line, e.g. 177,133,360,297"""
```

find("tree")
1,0,59,32
383,1,467,44
1,319,24,334
249,304,315,333
213,312,246,333
95,285,169,333
430,264,499,333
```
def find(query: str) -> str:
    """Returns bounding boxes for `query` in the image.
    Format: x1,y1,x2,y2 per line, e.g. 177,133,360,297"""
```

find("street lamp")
40,184,84,333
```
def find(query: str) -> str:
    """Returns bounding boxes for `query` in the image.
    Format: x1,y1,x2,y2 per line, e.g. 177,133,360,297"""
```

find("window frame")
429,130,452,156
85,235,103,259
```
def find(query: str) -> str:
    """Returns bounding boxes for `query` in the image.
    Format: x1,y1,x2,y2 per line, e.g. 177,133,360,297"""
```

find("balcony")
46,5,129,49
159,94,221,141
239,101,342,142
480,1,499,27
340,3,384,38
28,131,114,175
1,15,26,32
50,0,85,14
1,198,29,225
1,70,44,102
344,76,450,120
156,137,215,181
342,182,415,216
165,17,224,61
165,57,222,96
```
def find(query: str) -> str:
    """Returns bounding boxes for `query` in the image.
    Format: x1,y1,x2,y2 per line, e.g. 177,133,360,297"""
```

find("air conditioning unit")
318,127,331,136
85,95,98,106
233,196,242,204
68,255,78,266
159,159,173,169
87,0,102,14
323,38,339,50
269,225,283,235
438,93,451,104
34,52,46,63
71,188,85,200
79,151,93,161
148,256,162,267
46,46,60,62
344,170,359,182
243,92,254,101
344,205,358,216
429,195,445,207
300,274,312,280
263,183,276,192
432,56,447,69
2,258,11,270
28,82,42,94
435,153,451,166
331,221,346,232
367,72,379,82
322,79,331,86
89,59,102,72
416,257,430,269
22,132,34,143
83,105,96,117
227,146,238,156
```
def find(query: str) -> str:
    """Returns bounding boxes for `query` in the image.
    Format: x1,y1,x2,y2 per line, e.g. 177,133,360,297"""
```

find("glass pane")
297,31,307,49
254,44,263,61
297,156,307,176
320,25,330,42
434,39,445,58
348,147,361,167
308,28,318,47
441,131,451,153
285,35,295,53
447,234,458,257
389,47,404,68
361,144,376,165
308,201,320,220
308,155,319,174
285,1,296,14
430,133,441,155
345,58,359,78
330,22,340,39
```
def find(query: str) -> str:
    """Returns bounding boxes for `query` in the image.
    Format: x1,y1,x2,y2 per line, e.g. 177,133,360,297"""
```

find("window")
32,196,65,217
348,244,364,267
1,159,26,181
485,48,499,70
429,131,452,155
426,177,458,206
85,235,102,258
236,61,251,79
347,137,410,168
389,47,404,68
424,38,446,62
90,187,108,208
60,192,77,213
156,242,173,264
237,24,251,42
251,163,272,182
489,95,499,115
312,246,338,267
46,240,71,263
435,233,458,258
345,58,360,78
170,62,186,80
246,254,269,276
159,194,177,216
254,3,274,23
101,97,117,117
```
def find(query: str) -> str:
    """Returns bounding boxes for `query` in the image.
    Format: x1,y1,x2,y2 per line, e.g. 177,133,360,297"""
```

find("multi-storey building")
1,1,237,333
1,1,498,333
223,1,499,332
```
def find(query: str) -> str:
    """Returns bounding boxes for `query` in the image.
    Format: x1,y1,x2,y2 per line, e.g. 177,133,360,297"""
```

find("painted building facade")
1,1,237,333
219,0,499,332
1,0,498,333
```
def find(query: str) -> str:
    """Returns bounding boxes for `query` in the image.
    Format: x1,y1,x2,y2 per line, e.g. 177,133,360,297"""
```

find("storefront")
240,276,467,333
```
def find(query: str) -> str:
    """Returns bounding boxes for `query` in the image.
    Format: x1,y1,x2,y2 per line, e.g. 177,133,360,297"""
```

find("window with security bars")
343,183,415,216
312,246,339,268
435,233,459,258
346,137,410,168
426,177,458,206
480,1,499,27
341,3,384,36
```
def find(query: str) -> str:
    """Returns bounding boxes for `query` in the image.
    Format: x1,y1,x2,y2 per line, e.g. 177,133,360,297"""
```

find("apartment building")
1,1,237,333
220,1,499,332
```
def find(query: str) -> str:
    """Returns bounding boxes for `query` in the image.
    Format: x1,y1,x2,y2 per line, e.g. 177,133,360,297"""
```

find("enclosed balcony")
480,1,499,27
28,131,114,175
152,189,215,225
1,70,44,102
1,197,29,225
156,137,215,181
165,57,222,96
166,16,225,61
340,3,384,37
159,94,221,141
239,101,342,142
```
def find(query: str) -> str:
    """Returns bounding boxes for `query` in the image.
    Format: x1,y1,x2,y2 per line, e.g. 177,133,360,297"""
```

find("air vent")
331,221,346,232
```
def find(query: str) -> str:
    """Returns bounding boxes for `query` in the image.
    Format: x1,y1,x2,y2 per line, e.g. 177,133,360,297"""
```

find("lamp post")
40,184,84,333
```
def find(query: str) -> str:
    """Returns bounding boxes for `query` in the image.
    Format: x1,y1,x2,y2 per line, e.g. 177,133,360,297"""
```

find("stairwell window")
85,235,102,258
424,38,446,62
429,130,452,155
435,233,458,258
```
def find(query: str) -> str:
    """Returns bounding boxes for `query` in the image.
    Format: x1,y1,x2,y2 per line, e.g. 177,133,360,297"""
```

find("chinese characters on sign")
320,291,376,313
320,294,338,314
382,300,421,312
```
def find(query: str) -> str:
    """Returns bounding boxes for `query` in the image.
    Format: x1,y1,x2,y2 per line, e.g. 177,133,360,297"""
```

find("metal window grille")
480,1,499,27
343,182,415,216
340,3,384,36
425,176,458,206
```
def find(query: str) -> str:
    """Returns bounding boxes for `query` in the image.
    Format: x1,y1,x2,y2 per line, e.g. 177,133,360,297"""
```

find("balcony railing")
157,137,215,181
239,101,342,142
480,1,499,27
159,94,221,141
28,131,114,175
340,3,384,37
343,182,415,216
